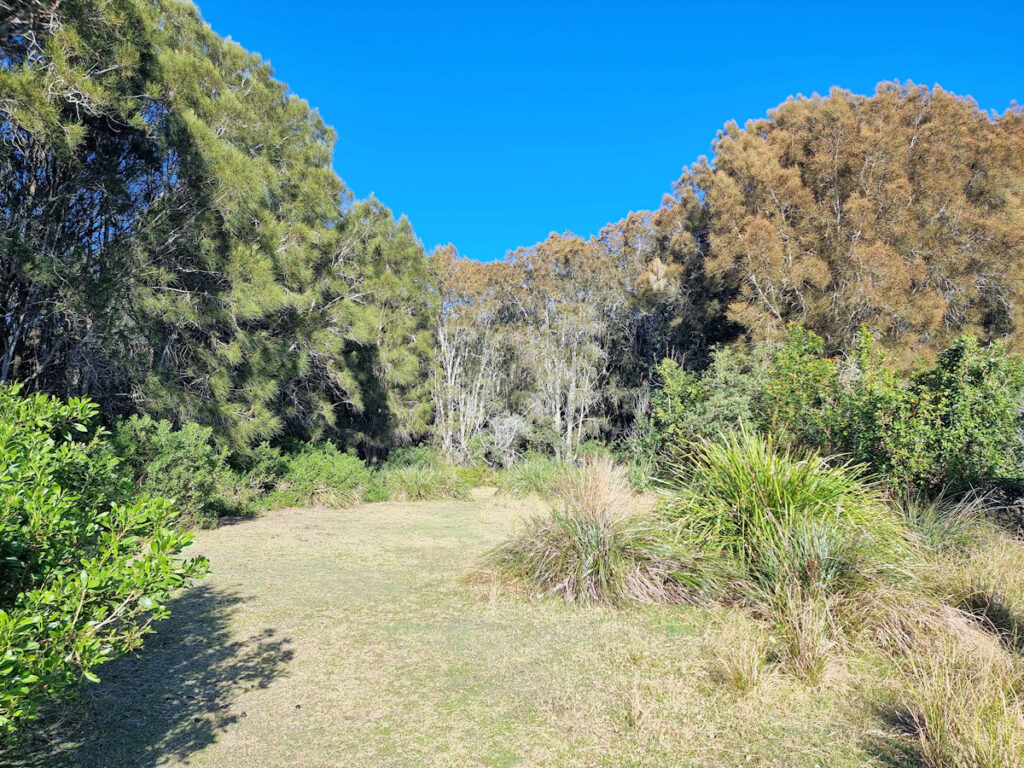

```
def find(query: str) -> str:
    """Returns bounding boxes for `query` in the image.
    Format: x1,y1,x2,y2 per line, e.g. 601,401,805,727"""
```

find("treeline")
1,0,434,454
438,84,1024,462
4,2,1024,468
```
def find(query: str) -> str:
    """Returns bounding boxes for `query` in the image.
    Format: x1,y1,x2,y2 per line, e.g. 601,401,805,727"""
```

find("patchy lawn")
6,492,916,767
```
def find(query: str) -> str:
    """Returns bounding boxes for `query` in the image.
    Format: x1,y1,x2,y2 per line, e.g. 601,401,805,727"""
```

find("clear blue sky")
194,1,1023,262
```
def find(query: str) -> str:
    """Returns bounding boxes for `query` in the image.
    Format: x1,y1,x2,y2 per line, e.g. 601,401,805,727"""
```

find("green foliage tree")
1,0,436,454
339,198,437,453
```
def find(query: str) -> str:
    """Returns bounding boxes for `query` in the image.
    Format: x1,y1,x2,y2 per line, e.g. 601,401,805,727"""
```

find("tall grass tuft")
664,430,893,560
898,633,1024,768
708,610,774,694
661,430,906,681
485,456,715,604
899,490,988,553
497,454,572,499
382,462,473,502
935,530,1024,652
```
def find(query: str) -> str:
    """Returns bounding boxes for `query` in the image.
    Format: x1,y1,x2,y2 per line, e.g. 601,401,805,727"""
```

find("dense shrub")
110,415,227,526
382,445,436,469
637,346,760,464
0,385,206,736
241,442,289,492
836,331,1024,491
641,326,1024,494
269,444,370,508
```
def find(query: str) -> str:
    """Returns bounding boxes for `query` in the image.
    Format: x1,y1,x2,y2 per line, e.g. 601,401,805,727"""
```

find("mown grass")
2,490,935,768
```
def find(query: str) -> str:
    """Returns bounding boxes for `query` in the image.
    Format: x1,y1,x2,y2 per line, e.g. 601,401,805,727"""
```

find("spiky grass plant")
664,430,895,560
899,490,989,553
661,430,908,681
664,430,902,597
485,456,719,604
497,454,572,499
382,463,473,502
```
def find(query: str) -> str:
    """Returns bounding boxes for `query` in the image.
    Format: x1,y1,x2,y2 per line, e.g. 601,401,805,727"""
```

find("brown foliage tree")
662,82,1024,362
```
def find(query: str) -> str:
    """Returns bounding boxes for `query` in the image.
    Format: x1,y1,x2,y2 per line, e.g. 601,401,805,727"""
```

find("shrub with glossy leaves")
0,385,206,736
837,330,1024,491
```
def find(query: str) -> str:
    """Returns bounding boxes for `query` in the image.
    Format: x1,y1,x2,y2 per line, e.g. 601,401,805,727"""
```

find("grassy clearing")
2,491,931,768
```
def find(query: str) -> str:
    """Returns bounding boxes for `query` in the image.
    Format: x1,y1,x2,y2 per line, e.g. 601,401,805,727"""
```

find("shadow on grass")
859,703,926,768
3,584,293,768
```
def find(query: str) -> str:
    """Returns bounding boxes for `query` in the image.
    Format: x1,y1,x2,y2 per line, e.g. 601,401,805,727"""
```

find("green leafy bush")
268,444,370,508
0,385,206,736
110,415,227,526
638,346,760,466
382,445,436,469
835,331,1024,491
756,325,838,450
642,326,1024,494
241,442,289,492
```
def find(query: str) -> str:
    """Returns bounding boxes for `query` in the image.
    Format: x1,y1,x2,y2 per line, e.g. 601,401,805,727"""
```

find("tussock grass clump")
497,454,572,499
485,456,709,604
664,430,895,562
665,431,902,604
935,530,1024,651
382,462,473,502
899,491,989,553
661,431,909,682
897,632,1024,768
708,610,774,694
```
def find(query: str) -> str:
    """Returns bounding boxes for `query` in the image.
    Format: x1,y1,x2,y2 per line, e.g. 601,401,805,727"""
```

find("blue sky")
195,1,1023,262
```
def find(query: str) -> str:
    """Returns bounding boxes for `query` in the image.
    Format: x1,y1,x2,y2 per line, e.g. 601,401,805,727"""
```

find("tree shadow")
3,584,293,768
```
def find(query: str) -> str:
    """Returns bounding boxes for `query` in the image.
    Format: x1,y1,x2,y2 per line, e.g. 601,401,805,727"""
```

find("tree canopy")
1,0,436,451
4,3,1023,460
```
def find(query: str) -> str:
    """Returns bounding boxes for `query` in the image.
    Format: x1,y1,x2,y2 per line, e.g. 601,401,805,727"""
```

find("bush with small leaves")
269,444,371,508
110,415,227,526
